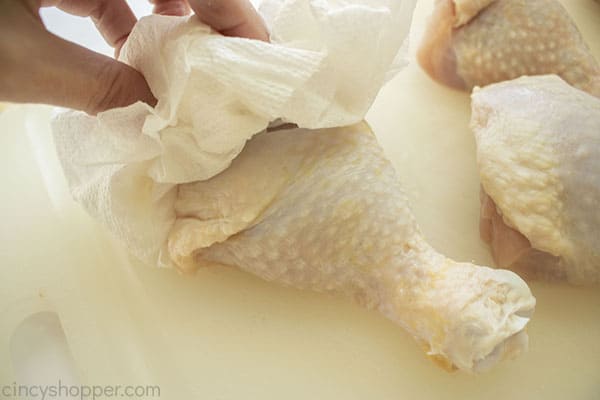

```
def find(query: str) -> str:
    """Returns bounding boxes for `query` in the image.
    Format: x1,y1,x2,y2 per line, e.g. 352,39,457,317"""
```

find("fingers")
48,37,157,114
13,37,156,115
43,0,137,49
151,0,191,16
0,3,155,114
187,0,269,41
152,0,268,40
1,0,268,115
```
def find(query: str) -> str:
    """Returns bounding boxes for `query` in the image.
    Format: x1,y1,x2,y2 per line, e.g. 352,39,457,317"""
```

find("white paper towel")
52,0,417,267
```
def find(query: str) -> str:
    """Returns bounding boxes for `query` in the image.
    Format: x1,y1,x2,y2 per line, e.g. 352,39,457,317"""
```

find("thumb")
43,33,158,115
187,0,269,41
0,6,156,115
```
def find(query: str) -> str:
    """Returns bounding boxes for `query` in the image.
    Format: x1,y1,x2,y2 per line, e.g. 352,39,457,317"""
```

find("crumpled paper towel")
52,0,417,267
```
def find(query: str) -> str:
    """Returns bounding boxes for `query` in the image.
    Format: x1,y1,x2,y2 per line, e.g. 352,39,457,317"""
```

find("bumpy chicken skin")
418,0,600,96
168,122,535,372
472,75,600,284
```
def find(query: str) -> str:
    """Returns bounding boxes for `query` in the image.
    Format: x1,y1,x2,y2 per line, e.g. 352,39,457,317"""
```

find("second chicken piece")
418,0,600,96
472,75,600,284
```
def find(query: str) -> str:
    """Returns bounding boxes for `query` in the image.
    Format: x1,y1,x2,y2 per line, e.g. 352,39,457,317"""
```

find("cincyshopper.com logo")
1,380,161,399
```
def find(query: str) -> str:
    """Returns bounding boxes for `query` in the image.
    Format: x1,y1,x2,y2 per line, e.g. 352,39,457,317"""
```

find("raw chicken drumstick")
472,75,600,284
168,122,535,372
418,0,600,96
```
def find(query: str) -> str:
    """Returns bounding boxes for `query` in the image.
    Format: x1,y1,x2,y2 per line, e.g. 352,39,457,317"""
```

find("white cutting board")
1,1,599,399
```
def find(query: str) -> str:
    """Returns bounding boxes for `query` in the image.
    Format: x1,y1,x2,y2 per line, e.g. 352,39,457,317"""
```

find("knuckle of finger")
87,60,130,114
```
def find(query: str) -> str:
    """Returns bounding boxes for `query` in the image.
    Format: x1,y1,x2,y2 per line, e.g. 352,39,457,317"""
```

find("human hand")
151,0,269,41
0,0,268,115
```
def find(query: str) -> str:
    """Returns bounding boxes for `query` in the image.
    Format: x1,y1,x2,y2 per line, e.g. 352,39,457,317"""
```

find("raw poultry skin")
418,0,600,97
472,75,600,284
168,122,535,372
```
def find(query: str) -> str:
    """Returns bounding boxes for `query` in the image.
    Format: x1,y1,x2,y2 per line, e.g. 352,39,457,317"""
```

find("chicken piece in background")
472,75,600,285
418,0,600,96
168,122,535,373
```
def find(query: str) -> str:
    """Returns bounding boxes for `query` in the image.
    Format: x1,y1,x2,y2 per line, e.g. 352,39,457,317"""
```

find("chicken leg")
167,122,535,372
472,75,600,284
418,0,600,96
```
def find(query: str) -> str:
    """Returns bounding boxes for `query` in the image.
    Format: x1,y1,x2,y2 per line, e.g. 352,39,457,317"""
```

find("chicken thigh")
168,122,535,372
472,75,600,284
418,0,600,96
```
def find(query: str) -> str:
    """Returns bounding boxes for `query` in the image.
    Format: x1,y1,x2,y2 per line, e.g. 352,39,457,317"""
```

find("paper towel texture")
52,0,416,266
